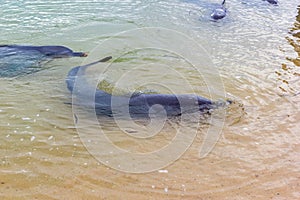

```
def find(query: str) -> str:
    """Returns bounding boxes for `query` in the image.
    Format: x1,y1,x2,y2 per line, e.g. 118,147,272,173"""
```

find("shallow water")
1,0,300,199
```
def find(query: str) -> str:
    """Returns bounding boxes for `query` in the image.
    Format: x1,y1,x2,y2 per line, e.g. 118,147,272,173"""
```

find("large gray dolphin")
66,57,229,118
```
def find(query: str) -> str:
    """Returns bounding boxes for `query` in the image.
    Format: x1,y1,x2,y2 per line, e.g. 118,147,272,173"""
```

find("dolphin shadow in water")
0,45,87,77
66,57,230,118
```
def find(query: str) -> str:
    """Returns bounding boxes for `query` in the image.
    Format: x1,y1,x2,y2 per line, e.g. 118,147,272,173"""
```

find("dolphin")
66,57,228,118
0,45,87,77
211,0,227,20
0,45,87,58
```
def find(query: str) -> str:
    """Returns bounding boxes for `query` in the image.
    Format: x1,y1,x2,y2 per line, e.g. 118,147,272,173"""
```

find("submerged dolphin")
0,45,87,77
211,0,227,20
66,57,228,118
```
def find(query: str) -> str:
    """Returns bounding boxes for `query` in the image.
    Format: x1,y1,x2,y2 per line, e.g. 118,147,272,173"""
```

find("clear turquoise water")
0,0,300,199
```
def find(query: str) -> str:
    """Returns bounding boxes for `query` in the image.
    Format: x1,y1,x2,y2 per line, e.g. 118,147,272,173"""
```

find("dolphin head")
72,52,88,57
211,8,226,20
